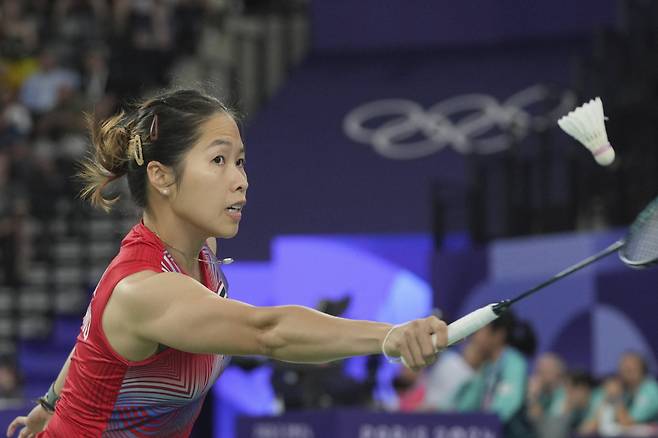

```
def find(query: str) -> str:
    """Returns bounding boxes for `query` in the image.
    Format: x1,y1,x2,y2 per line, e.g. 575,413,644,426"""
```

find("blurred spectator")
422,339,484,411
563,371,598,434
531,368,597,438
173,0,208,56
36,83,86,141
527,353,567,425
0,149,29,287
0,83,32,136
0,356,22,408
109,0,175,95
52,0,109,49
0,0,236,278
19,48,79,115
393,367,425,412
580,352,658,436
0,0,40,57
112,0,173,50
616,352,658,426
0,23,39,95
81,47,110,106
452,311,535,438
580,375,626,436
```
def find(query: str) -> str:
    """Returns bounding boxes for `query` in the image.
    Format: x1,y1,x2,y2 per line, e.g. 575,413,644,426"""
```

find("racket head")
619,196,658,268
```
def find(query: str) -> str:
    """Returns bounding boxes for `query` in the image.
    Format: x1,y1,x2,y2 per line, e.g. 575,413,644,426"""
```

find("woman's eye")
213,156,225,165
237,158,246,167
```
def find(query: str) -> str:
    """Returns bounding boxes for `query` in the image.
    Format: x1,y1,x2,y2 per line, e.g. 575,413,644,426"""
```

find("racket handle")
428,303,501,349
401,303,504,368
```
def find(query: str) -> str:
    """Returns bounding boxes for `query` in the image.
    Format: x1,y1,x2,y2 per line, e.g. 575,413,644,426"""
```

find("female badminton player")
6,89,447,437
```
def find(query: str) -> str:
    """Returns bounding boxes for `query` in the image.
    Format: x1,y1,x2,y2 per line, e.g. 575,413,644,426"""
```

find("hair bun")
78,112,132,211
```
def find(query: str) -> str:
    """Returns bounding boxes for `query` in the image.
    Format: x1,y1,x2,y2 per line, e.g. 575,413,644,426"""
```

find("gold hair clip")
129,134,144,166
150,114,159,141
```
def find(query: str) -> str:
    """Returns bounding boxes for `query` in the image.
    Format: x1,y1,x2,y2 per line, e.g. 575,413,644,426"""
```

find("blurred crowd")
0,0,226,288
0,0,232,406
392,310,658,438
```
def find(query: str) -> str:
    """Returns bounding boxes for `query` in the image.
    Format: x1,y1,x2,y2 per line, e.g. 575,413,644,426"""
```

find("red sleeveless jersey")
38,222,230,437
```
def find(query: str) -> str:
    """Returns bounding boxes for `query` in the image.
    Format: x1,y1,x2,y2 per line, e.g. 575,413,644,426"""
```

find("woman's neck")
142,209,206,275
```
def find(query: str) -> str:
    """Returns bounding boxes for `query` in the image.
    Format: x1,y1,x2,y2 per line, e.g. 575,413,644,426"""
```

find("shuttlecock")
557,97,615,166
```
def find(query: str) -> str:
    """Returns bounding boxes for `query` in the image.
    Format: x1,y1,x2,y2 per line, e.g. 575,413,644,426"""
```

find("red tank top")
38,222,230,437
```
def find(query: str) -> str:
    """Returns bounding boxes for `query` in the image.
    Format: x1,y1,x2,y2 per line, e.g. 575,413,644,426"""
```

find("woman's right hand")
6,404,53,438
383,316,448,371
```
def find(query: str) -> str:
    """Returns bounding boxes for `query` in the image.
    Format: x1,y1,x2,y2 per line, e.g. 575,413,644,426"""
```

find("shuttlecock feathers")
557,97,615,166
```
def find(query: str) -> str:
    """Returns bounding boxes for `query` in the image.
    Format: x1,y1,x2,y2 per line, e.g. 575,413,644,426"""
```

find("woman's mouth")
226,202,245,221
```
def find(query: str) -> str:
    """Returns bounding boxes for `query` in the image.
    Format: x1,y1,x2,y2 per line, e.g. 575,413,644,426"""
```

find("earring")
162,189,169,196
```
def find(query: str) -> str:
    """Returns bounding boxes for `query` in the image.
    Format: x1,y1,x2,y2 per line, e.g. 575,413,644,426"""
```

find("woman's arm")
53,347,74,395
114,271,447,370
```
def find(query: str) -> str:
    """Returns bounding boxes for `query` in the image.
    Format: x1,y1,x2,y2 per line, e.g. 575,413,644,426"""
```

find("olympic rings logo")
343,85,576,160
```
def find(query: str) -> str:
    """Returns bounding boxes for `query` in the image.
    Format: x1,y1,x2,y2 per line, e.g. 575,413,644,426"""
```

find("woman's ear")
146,161,176,195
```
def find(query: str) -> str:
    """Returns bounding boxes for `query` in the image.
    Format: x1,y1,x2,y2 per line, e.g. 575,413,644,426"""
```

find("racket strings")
622,201,658,265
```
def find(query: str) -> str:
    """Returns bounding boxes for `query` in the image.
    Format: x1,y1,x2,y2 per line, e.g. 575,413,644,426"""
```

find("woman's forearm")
258,305,391,363
53,347,75,395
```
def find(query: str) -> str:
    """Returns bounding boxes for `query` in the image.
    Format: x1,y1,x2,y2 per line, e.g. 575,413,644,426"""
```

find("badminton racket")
435,195,658,349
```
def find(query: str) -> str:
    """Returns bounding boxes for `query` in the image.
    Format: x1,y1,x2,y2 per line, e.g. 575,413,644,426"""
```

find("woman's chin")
215,224,239,239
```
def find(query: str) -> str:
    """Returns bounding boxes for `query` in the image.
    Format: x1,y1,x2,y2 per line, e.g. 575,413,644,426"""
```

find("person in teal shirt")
452,310,535,438
527,352,568,422
616,352,658,425
580,352,658,435
563,371,598,432
530,369,598,438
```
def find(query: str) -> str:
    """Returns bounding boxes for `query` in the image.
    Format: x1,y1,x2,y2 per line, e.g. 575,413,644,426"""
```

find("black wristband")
37,397,55,414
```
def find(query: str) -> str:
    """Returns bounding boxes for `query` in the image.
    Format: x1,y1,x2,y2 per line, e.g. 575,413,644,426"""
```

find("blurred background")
1,0,658,437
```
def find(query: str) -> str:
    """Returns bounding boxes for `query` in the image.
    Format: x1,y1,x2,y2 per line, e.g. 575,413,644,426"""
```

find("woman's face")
170,112,248,239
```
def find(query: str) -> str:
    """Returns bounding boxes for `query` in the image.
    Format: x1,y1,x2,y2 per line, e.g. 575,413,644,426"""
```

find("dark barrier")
237,410,501,438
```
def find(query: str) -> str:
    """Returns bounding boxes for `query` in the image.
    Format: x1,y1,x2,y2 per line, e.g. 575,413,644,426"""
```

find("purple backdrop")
311,0,617,51
225,42,586,260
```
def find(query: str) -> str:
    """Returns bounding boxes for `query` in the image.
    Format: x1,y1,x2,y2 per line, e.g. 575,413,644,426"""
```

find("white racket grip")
399,304,501,368
429,303,501,349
